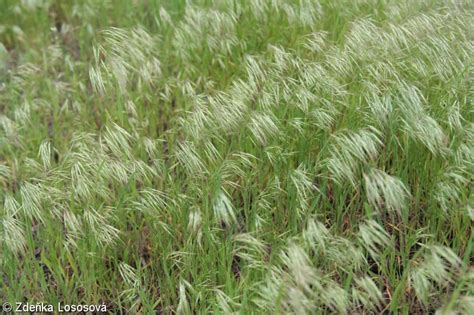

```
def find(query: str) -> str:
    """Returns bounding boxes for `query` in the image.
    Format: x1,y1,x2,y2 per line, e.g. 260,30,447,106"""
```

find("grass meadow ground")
0,0,473,313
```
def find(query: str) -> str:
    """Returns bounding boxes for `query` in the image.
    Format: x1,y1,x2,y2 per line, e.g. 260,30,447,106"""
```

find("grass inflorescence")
0,0,473,313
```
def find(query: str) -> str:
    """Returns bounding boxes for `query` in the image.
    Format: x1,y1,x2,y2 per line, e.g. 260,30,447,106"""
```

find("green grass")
0,0,473,313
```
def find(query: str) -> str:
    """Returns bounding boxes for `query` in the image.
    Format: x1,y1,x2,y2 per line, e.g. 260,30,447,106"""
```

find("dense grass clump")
0,0,473,313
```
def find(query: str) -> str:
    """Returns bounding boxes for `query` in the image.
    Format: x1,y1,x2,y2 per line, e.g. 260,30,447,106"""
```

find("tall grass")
0,0,472,313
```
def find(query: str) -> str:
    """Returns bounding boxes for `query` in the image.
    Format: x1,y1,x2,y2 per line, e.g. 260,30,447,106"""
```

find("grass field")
0,0,473,313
